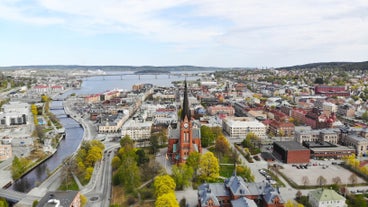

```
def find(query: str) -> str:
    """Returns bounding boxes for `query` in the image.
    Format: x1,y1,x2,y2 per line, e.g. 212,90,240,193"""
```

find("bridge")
0,189,24,202
93,72,198,80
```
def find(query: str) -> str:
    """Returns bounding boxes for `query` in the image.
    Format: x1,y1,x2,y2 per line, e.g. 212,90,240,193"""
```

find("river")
11,71,209,193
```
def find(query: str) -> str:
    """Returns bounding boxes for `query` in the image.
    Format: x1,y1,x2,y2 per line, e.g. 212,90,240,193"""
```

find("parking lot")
279,161,365,186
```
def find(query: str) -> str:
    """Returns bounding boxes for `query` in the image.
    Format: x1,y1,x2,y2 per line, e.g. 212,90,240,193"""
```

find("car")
259,169,266,175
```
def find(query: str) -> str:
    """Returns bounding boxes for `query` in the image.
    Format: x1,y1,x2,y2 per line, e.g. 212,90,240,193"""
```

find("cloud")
1,0,368,66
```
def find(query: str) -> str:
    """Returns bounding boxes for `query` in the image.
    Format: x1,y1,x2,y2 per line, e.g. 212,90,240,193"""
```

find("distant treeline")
277,61,368,71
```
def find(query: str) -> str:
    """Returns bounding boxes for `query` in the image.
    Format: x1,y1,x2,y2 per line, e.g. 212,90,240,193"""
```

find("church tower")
167,80,202,164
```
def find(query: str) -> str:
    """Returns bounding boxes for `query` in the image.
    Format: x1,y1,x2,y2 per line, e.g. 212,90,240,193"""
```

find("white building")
0,102,30,126
121,120,152,141
308,188,346,207
222,117,266,139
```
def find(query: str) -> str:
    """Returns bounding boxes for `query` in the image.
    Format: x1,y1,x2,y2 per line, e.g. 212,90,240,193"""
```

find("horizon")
1,1,368,67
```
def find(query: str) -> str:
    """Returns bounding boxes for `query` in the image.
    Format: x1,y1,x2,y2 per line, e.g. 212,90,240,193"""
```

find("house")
308,188,347,207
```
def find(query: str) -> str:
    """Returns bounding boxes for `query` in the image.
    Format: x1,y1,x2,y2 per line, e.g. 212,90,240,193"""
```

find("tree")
295,190,302,200
316,175,327,186
116,154,141,193
200,125,215,147
332,176,342,185
154,175,176,197
150,133,160,154
111,156,121,170
198,152,219,182
301,176,310,186
349,173,358,185
80,194,87,207
362,111,368,122
155,193,179,207
215,135,230,157
236,165,255,182
171,164,194,190
0,198,8,207
32,200,39,207
186,151,201,175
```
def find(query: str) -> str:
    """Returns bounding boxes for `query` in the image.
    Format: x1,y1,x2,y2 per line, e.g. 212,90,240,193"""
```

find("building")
337,104,355,118
294,129,339,144
207,105,235,116
167,81,202,164
36,191,81,207
121,120,152,146
268,120,294,137
273,141,310,163
0,144,12,161
340,128,368,156
198,174,284,207
314,85,349,97
223,117,267,139
98,113,128,133
308,188,347,207
0,102,29,126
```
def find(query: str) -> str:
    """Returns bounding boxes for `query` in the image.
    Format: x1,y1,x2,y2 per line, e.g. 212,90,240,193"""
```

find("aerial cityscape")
1,1,368,207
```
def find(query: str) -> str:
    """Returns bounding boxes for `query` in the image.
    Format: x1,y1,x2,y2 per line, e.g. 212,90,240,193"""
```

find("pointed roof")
181,80,191,121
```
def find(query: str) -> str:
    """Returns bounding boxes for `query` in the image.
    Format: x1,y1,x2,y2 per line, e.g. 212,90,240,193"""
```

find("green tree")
186,151,201,175
198,152,219,182
362,111,368,122
155,193,179,207
154,175,176,197
201,126,215,147
32,200,39,207
171,164,194,190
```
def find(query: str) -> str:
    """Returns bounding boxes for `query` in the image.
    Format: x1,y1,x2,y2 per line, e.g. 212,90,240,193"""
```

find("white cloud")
1,0,368,66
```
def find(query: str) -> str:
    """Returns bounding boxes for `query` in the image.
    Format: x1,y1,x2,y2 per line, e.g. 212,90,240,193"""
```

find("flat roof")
274,141,308,151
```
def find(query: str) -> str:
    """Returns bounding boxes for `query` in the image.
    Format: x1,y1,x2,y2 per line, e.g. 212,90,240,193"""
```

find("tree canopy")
198,152,219,182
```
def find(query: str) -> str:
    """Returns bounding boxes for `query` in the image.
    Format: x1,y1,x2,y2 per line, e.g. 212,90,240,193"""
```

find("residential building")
121,120,152,141
0,102,29,126
337,104,355,118
222,117,267,139
207,105,235,116
268,120,294,137
167,81,202,164
314,85,349,97
98,113,128,133
308,188,347,207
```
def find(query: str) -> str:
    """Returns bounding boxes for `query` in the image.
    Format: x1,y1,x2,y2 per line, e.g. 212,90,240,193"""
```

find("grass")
59,176,79,191
220,165,235,177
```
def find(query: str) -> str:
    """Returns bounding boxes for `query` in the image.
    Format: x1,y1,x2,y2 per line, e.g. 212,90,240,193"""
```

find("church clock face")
184,123,189,128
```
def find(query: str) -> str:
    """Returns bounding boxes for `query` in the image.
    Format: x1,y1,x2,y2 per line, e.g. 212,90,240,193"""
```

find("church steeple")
181,80,191,121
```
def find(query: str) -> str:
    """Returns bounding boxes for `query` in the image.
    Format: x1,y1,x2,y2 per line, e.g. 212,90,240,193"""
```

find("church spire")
181,80,191,121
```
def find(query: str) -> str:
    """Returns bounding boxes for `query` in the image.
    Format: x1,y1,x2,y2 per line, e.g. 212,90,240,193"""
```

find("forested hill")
277,61,368,71
0,65,226,72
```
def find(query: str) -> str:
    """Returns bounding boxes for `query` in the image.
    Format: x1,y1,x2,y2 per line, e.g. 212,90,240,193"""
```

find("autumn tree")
154,175,176,197
0,198,9,207
215,135,230,157
155,193,179,207
198,152,219,182
236,165,255,182
171,164,194,190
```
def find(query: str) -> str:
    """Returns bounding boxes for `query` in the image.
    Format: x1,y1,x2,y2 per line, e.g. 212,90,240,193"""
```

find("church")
167,81,202,164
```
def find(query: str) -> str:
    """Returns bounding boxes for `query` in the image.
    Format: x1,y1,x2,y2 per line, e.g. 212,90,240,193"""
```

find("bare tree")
349,173,358,185
302,176,310,186
296,190,302,200
332,176,342,185
316,175,327,186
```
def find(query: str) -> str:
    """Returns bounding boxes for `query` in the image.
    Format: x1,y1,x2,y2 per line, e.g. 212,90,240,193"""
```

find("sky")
0,0,368,68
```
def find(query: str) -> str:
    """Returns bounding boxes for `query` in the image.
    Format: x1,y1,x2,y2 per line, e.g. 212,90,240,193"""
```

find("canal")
11,101,84,193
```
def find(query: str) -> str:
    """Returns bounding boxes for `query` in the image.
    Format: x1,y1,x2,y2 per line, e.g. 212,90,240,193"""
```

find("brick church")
167,81,202,164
